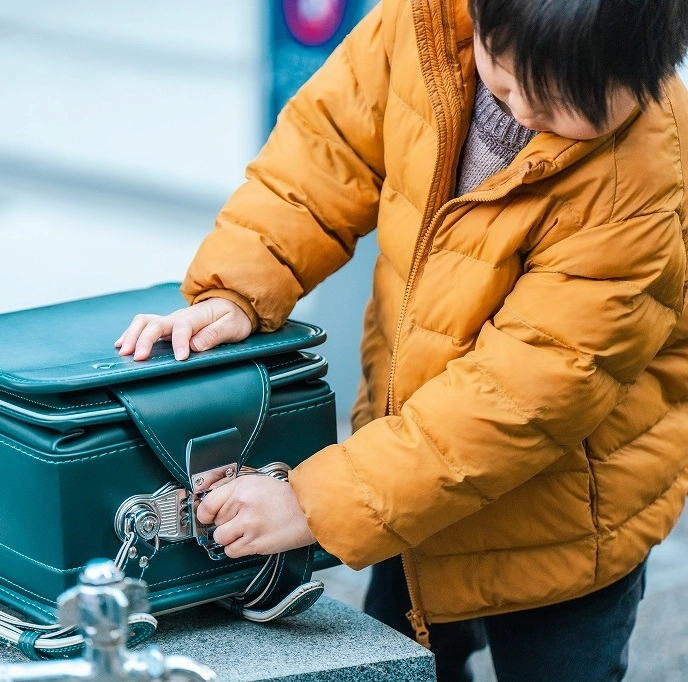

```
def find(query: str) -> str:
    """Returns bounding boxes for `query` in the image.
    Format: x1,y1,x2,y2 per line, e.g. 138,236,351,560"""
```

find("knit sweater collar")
472,78,537,156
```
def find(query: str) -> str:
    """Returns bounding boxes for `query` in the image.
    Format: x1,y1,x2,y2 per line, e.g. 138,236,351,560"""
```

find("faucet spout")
163,655,219,681
0,559,220,682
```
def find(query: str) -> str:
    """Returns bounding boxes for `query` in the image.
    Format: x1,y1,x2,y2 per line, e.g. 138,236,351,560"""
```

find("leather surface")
0,283,326,393
0,284,339,624
0,377,338,624
0,351,327,433
113,360,270,486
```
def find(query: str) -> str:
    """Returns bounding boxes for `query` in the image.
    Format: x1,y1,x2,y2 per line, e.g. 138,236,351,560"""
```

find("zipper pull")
406,608,431,649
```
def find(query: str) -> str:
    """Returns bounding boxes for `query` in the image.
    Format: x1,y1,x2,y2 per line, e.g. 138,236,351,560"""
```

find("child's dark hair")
468,0,688,128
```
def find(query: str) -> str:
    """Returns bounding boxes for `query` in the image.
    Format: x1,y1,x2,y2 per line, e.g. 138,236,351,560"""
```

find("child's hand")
196,475,317,557
115,297,252,361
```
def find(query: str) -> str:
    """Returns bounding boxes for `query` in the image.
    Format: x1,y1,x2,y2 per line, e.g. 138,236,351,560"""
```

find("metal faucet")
0,559,219,682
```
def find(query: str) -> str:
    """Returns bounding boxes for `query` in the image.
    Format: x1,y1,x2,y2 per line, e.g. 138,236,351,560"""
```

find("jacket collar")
458,105,642,201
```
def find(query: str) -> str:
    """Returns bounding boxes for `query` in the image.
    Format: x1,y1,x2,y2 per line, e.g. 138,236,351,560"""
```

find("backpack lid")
0,283,326,394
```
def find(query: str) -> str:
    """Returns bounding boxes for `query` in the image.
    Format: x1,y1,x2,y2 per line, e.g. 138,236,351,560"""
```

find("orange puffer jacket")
183,0,688,623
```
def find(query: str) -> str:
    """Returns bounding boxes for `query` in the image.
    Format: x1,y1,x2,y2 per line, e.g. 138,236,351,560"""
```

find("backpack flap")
111,360,270,489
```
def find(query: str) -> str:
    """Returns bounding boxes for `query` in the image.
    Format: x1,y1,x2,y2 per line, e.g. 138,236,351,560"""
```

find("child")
116,0,688,679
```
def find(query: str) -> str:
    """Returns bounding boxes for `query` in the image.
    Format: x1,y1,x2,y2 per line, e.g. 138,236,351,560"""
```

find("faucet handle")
58,558,149,633
79,558,126,587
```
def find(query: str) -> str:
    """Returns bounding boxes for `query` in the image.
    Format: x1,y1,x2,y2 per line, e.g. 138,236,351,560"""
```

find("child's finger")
132,317,175,361
116,314,162,356
196,483,236,525
212,520,245,550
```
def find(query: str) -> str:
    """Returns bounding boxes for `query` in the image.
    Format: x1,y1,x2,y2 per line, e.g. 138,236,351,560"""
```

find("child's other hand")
114,297,252,361
197,475,317,557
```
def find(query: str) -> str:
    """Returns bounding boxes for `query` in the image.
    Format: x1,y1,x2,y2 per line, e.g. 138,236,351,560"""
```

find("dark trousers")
364,556,647,682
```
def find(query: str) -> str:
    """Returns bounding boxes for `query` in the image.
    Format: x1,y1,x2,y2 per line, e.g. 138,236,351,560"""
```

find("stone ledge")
0,596,436,682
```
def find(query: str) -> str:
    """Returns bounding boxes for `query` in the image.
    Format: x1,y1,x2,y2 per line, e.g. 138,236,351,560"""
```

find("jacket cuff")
289,443,408,570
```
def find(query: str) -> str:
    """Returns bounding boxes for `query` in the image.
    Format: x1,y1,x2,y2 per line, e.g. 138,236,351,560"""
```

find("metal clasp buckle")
113,461,293,568
189,463,239,561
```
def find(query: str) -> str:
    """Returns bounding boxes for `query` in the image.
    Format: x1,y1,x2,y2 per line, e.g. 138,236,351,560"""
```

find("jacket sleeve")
181,3,390,331
289,207,687,569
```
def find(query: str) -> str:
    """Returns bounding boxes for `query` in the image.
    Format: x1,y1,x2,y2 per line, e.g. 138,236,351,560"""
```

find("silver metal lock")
129,505,161,541
114,483,193,547
113,462,292,565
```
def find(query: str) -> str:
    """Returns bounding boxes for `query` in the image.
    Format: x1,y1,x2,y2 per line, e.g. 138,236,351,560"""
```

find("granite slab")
0,596,436,681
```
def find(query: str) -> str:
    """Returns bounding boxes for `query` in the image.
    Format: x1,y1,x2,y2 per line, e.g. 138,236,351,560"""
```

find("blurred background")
1,2,686,679
0,0,377,424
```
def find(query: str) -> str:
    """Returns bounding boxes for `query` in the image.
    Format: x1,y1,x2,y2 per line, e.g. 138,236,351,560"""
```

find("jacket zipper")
402,550,431,648
391,202,453,649
388,0,460,416
387,0,463,649
392,184,521,647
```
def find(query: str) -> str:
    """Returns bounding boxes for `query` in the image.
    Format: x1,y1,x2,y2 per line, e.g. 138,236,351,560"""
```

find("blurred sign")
283,0,348,46
268,0,367,132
